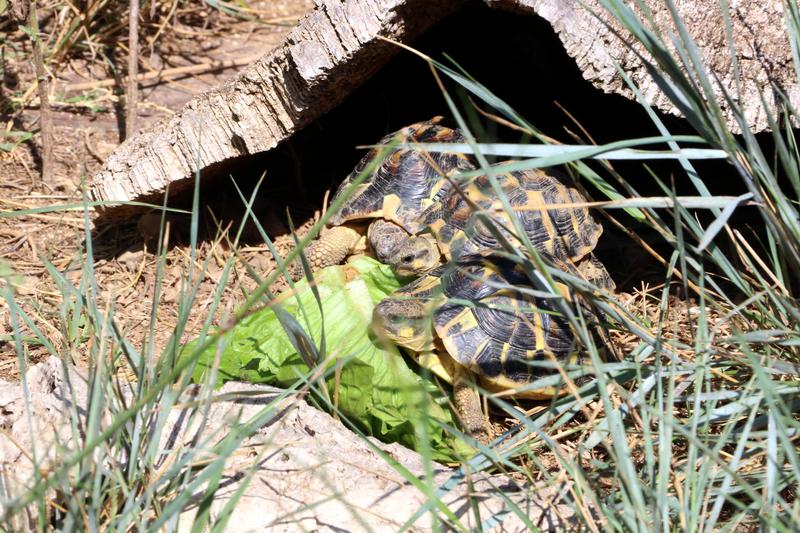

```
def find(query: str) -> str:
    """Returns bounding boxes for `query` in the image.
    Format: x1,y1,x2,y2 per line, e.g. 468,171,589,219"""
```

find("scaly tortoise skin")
390,167,615,291
290,117,476,280
372,255,598,441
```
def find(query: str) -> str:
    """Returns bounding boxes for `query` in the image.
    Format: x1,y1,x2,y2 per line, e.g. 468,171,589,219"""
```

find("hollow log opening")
116,0,772,292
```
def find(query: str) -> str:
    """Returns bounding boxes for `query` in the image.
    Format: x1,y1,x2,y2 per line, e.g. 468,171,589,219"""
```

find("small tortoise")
290,117,475,279
372,256,598,441
389,167,615,290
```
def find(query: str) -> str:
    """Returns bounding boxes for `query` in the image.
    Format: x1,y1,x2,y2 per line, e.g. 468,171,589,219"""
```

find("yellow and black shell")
329,117,476,233
421,168,602,266
395,257,589,397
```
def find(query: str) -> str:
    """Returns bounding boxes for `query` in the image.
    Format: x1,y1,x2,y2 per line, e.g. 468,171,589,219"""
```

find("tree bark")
90,0,797,217
90,0,465,218
490,0,797,134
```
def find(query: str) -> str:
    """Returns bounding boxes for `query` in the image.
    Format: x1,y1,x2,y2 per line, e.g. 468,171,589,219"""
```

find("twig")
9,151,35,187
28,0,54,184
126,0,140,139
63,54,263,93
83,130,104,163
146,0,179,55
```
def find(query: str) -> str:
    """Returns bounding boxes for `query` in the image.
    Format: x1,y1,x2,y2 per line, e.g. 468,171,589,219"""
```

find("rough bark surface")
0,358,578,531
90,0,463,218
90,0,797,216
491,0,797,133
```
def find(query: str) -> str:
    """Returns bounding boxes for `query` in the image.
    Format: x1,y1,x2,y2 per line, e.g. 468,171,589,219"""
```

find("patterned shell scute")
431,259,577,384
328,119,476,233
423,168,602,263
390,258,582,386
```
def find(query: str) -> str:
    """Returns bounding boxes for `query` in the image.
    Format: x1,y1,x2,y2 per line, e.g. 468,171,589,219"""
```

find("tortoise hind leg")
452,366,493,444
289,225,362,281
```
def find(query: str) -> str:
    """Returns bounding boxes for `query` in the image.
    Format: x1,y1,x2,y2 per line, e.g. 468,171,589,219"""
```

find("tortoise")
372,255,598,442
290,117,476,280
388,167,615,291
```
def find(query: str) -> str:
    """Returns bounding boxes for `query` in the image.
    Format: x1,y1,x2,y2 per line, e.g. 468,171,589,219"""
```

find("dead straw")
126,0,140,139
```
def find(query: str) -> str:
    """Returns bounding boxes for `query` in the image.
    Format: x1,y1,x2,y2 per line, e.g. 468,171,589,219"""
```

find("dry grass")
0,178,319,381
0,0,314,380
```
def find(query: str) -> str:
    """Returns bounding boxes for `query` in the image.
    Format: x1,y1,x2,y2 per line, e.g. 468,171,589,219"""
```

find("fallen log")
90,0,797,218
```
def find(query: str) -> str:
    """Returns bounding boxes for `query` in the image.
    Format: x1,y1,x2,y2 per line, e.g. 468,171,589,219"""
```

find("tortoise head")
390,235,441,277
372,298,436,352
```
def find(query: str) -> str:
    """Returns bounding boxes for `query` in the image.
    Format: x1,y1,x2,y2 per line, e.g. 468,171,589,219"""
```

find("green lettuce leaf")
181,256,473,461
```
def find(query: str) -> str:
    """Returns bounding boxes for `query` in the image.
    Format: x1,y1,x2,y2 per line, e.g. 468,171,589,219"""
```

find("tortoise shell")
420,168,602,265
329,118,476,233
392,257,590,396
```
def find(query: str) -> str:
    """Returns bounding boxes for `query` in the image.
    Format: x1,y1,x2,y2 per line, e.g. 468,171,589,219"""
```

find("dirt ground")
0,1,315,379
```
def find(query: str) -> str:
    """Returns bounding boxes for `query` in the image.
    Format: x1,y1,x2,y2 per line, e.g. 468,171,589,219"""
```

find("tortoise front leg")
452,366,493,444
289,225,362,281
